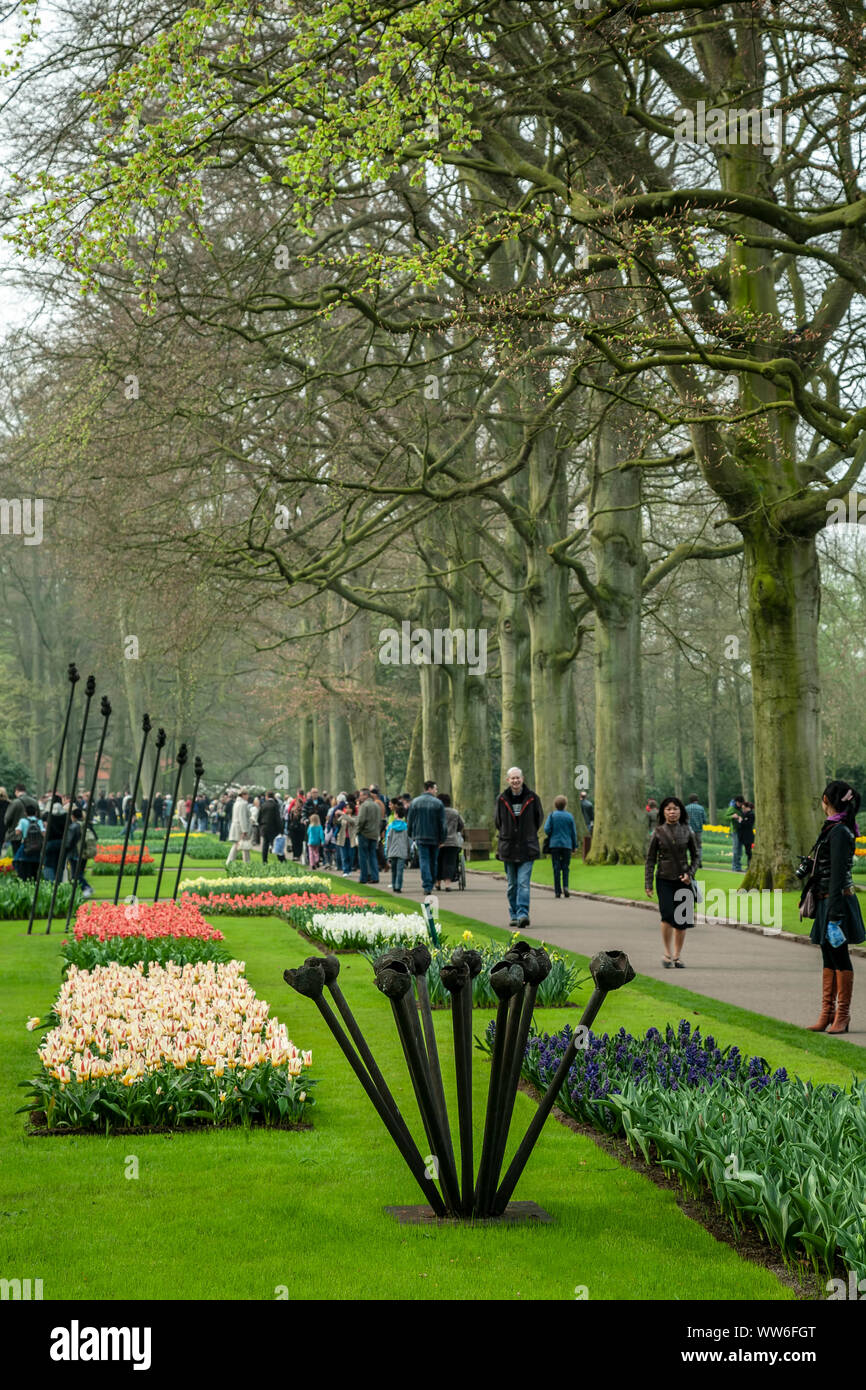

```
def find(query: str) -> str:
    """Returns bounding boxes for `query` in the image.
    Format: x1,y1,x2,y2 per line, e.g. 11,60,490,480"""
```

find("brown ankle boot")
827,970,853,1034
807,968,837,1031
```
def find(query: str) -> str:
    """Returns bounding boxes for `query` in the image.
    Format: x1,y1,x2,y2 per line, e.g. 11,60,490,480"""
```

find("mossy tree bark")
443,504,493,829
524,425,579,815
585,404,647,864
740,527,822,888
404,702,424,794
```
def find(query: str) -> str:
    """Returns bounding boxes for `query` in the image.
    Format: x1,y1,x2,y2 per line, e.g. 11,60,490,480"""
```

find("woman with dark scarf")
806,779,865,1034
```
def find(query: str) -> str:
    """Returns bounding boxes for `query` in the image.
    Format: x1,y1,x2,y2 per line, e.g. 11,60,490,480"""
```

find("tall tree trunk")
706,674,718,824
342,606,385,788
404,702,424,794
498,494,533,786
445,532,493,829
732,673,750,801
586,405,646,864
329,707,354,794
741,529,821,888
299,714,314,789
327,604,354,792
673,644,684,802
524,429,577,814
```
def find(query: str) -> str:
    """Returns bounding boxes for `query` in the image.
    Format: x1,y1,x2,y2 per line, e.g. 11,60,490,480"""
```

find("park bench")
465,827,491,859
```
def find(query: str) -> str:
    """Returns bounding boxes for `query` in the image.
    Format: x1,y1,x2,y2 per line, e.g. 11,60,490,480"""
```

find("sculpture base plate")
384,1201,552,1226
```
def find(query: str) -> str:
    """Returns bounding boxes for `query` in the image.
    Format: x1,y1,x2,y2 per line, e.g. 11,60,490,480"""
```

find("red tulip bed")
91,846,156,876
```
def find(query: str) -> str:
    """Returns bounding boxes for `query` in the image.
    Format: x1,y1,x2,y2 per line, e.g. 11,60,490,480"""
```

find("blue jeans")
416,843,439,895
390,857,405,892
358,835,379,883
731,835,743,872
340,843,355,873
505,860,534,920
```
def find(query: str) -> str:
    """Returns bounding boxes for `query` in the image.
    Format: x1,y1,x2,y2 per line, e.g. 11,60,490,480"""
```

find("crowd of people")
0,783,96,895
219,781,469,895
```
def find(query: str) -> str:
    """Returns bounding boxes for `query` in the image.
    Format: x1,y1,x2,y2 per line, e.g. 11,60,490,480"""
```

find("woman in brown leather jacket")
645,796,699,969
806,779,865,1034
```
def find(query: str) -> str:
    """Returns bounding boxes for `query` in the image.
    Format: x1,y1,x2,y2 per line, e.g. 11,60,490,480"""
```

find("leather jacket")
813,821,855,918
645,821,698,892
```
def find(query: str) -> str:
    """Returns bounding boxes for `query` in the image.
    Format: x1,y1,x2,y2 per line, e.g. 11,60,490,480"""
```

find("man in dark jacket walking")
258,790,283,864
407,780,448,896
495,767,543,929
356,789,383,884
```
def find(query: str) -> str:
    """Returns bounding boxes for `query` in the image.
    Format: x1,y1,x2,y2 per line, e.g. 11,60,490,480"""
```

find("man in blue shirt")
407,780,447,896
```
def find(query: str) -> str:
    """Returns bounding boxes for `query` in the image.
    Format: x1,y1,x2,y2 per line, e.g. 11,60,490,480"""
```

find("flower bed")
0,877,78,920
64,900,229,970
421,933,579,1008
91,846,155,876
0,856,13,873
307,910,428,952
225,859,333,879
160,833,226,858
22,959,314,1131
180,888,379,922
179,874,331,897
481,1018,866,1279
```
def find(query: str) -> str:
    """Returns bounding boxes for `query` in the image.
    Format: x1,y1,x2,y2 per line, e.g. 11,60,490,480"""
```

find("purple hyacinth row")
484,1017,789,1121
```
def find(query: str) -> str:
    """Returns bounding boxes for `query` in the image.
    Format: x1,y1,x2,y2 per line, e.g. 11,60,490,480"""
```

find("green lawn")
6,897,845,1300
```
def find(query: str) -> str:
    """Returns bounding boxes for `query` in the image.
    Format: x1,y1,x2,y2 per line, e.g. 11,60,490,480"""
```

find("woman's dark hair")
438,792,451,808
657,796,689,825
823,779,861,830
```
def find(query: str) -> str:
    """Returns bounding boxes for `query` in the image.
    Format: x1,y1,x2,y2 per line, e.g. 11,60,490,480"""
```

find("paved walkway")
354,864,866,1047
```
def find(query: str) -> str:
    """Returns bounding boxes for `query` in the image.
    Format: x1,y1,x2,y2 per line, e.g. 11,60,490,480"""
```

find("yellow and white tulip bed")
23,959,314,1132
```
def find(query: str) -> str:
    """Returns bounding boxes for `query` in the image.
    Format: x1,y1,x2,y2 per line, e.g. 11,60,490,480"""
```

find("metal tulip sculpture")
27,662,79,936
21,662,208,935
284,942,634,1222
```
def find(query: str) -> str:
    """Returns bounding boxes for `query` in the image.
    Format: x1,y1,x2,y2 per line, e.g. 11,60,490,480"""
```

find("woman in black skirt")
806,779,865,1034
645,796,699,969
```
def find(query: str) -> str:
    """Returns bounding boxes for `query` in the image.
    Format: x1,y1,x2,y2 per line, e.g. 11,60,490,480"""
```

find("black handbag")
797,832,822,919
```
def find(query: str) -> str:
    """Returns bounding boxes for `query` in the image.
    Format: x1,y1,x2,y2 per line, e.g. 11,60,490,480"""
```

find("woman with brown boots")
807,779,865,1034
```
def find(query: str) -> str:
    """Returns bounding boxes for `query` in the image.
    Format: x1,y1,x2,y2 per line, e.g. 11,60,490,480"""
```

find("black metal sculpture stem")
413,971,457,1182
153,744,186,903
446,977,474,1215
172,756,203,900
473,989,514,1216
61,697,111,936
486,982,540,1211
132,727,166,900
477,988,524,1215
327,978,416,1147
27,662,79,935
390,992,462,1214
315,990,448,1216
492,985,608,1217
45,676,95,936
113,714,152,904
